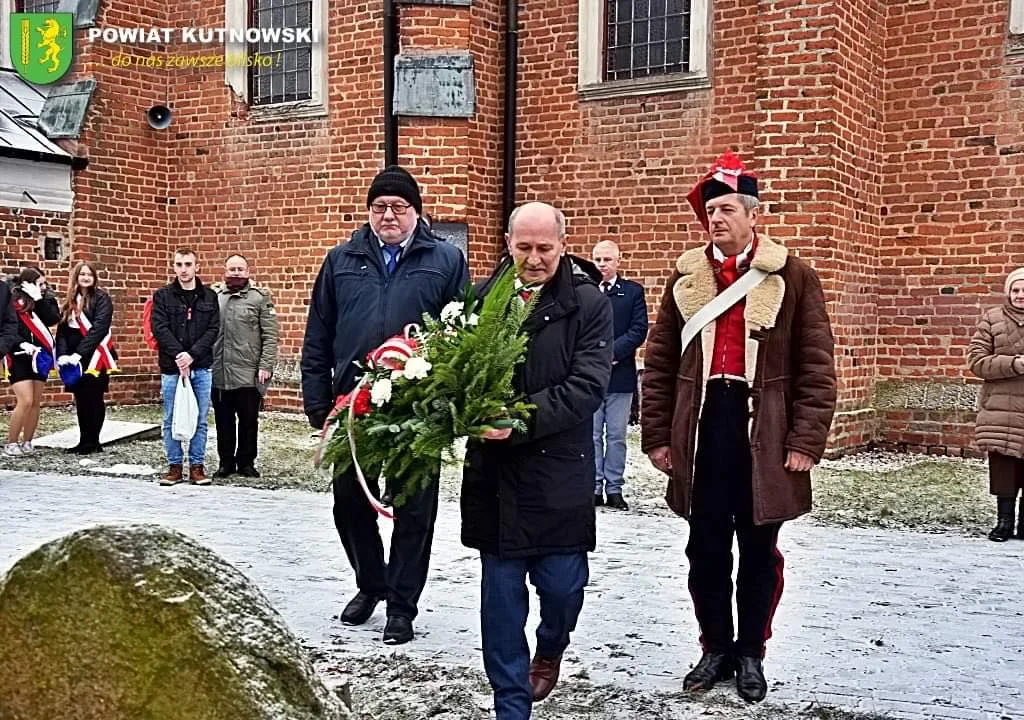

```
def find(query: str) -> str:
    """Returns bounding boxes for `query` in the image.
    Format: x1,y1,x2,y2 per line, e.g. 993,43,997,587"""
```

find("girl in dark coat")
3,267,60,456
56,261,119,454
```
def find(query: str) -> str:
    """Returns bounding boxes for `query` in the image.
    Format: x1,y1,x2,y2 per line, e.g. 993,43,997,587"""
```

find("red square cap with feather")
686,150,759,231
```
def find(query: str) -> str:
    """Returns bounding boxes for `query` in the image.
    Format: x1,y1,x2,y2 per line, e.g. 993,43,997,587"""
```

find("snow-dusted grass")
2,406,998,536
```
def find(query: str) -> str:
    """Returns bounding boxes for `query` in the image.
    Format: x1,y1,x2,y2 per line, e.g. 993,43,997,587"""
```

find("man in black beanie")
301,165,469,645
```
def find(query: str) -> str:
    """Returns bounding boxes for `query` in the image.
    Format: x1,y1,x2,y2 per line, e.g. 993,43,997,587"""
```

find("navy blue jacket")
602,276,648,394
301,223,469,419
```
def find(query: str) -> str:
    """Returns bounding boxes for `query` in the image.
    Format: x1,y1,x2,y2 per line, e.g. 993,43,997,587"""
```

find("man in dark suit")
591,240,648,510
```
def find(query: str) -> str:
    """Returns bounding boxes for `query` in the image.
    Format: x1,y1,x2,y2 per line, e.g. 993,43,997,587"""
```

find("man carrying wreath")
461,202,613,719
301,166,469,645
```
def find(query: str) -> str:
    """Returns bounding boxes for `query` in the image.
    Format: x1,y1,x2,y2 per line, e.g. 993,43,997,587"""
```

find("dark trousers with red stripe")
686,379,784,659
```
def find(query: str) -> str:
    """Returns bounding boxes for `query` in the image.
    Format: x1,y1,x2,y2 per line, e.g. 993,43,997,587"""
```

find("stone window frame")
224,0,329,120
1012,0,1024,34
577,0,711,101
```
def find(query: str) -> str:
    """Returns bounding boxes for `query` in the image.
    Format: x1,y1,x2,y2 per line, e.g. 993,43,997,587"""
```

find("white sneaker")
19,442,34,455
3,443,21,456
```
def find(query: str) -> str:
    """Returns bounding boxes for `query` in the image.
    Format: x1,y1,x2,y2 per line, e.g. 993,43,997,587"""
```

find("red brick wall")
877,1,1024,451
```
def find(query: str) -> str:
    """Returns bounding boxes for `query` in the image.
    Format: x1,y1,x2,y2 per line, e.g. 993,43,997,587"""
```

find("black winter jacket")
7,288,60,346
56,291,116,368
460,255,614,558
150,279,220,374
301,223,469,420
0,282,22,356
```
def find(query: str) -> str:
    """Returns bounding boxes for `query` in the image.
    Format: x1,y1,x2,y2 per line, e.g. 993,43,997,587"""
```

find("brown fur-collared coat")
968,304,1024,495
641,235,837,525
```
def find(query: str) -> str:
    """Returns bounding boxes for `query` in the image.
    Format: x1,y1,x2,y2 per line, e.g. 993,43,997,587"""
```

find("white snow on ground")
87,463,161,476
1,470,1022,719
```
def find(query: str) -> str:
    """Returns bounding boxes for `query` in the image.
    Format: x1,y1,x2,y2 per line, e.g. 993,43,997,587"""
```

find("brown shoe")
189,464,211,486
159,464,183,486
528,653,562,702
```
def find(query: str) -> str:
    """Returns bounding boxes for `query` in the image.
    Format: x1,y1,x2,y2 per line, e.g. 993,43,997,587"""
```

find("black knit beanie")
366,165,422,214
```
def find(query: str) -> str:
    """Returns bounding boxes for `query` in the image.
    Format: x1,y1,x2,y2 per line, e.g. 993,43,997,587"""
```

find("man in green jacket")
211,254,279,478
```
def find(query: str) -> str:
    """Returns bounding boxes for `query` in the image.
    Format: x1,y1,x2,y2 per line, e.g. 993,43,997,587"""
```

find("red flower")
336,384,373,417
351,385,372,416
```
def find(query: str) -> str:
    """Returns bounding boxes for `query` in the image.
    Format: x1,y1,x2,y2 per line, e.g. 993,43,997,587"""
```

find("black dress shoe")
383,615,414,645
735,655,768,702
65,445,84,455
683,652,734,691
213,465,235,479
606,493,629,510
237,465,261,478
340,591,381,625
79,443,102,455
594,494,605,507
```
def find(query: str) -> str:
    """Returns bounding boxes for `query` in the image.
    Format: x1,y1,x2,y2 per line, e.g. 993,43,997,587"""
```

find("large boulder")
0,524,353,720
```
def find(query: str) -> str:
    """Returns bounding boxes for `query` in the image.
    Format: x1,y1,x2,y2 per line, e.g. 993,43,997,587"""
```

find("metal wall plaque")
38,78,95,139
394,53,475,118
431,222,468,259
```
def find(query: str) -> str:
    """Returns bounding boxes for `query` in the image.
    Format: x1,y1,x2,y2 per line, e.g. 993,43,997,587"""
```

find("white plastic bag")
171,376,199,441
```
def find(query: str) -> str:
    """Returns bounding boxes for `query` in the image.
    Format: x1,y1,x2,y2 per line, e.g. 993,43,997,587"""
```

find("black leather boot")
988,497,1015,542
683,652,734,691
736,656,768,702
1017,497,1024,540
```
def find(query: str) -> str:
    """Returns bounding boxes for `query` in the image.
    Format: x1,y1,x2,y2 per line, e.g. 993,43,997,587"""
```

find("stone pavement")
1,470,1021,719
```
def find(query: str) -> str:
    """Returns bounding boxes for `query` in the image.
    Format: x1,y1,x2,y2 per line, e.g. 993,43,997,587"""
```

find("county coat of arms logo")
9,12,73,84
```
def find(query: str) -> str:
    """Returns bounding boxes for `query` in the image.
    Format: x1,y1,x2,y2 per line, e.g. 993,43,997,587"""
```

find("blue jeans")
480,552,589,720
593,392,632,495
161,369,212,465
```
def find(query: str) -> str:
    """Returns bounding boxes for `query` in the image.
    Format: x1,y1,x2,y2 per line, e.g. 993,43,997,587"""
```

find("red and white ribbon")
77,307,119,376
17,308,55,375
366,323,420,371
344,377,394,520
313,382,394,520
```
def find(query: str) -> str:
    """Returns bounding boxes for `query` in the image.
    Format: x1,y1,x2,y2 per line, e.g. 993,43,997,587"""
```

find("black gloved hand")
307,407,330,430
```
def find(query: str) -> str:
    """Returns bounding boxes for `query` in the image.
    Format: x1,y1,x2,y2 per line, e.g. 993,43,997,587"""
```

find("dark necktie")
601,282,611,294
384,245,401,275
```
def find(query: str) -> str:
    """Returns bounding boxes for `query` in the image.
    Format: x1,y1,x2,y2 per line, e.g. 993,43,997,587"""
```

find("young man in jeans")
150,247,220,486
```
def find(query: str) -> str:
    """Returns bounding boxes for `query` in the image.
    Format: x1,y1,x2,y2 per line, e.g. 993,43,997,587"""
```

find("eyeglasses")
370,201,412,216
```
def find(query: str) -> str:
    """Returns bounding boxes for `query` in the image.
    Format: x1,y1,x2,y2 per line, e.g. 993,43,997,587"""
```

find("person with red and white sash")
56,261,119,455
3,267,60,457
641,151,837,702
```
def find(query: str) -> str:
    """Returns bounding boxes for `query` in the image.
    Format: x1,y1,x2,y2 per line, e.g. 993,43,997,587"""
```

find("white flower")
403,356,432,380
440,301,464,325
465,313,480,326
370,378,393,407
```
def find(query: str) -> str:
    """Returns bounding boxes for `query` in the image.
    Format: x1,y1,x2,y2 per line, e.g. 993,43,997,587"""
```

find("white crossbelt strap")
679,268,769,356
